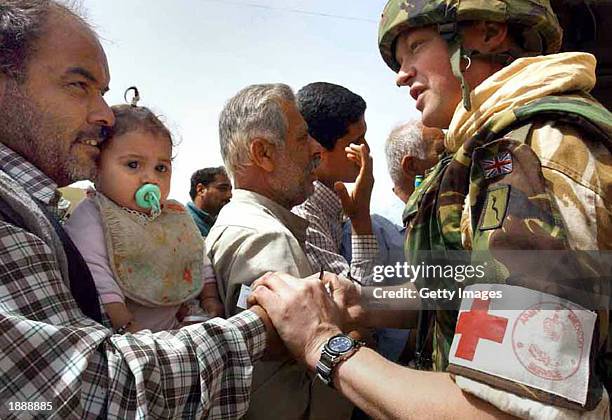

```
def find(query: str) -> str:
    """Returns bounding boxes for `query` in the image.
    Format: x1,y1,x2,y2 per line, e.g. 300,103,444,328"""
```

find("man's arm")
248,272,512,419
323,272,420,330
0,221,269,419
209,227,308,316
331,347,514,419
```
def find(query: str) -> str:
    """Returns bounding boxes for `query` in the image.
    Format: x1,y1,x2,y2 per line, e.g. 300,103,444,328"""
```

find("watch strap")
316,335,363,387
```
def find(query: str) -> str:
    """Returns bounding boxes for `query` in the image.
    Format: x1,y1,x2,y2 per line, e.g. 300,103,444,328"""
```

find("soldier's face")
394,27,462,129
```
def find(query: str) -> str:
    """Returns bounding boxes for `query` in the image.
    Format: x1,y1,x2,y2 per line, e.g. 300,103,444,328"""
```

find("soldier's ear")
250,137,275,172
484,22,508,48
464,21,509,53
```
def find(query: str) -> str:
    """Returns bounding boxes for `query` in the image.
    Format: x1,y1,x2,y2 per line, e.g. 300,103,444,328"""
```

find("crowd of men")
0,0,610,419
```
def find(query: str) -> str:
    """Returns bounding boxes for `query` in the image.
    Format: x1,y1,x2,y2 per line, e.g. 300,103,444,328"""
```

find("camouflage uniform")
380,0,611,417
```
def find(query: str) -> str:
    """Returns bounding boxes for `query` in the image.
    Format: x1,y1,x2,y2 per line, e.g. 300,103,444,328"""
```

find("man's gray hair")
384,120,427,184
0,1,85,82
219,83,294,177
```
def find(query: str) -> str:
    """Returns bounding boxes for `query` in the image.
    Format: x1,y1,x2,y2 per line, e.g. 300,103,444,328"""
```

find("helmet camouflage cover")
378,0,563,72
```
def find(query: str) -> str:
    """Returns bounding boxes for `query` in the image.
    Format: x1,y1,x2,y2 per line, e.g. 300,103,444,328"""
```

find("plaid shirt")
293,181,378,283
0,144,266,419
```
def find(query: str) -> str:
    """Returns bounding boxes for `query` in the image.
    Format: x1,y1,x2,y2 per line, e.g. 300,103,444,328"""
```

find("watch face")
328,335,353,353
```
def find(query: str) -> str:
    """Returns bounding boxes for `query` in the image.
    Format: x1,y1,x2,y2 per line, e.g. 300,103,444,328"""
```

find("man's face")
272,100,322,208
0,10,114,187
394,27,462,129
392,125,445,204
198,173,233,216
316,115,367,185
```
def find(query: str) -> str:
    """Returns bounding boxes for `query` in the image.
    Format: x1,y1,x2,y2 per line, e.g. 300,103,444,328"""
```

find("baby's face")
96,129,172,213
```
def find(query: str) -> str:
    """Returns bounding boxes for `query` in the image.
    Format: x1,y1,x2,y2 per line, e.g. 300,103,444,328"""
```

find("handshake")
245,271,365,371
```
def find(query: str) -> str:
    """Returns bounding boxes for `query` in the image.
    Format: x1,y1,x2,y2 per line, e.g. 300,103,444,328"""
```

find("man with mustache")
187,166,233,237
0,2,278,418
206,83,353,419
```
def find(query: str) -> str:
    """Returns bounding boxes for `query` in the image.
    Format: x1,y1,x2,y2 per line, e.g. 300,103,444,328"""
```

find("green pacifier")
135,184,161,216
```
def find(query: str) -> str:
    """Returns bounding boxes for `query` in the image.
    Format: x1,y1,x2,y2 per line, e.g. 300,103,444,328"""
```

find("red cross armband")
447,284,597,410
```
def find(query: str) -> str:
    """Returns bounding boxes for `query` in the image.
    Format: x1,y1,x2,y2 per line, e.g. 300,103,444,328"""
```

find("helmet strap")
448,35,472,111
439,21,524,112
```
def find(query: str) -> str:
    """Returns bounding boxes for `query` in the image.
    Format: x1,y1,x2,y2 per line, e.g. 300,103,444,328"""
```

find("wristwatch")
316,334,364,386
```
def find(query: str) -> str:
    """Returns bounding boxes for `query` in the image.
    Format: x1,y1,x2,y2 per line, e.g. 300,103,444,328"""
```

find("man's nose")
308,135,323,155
88,95,115,128
396,65,415,87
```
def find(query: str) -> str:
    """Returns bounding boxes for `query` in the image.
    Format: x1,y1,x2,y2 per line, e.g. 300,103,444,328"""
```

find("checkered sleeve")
303,212,378,283
0,221,266,419
302,210,351,277
350,234,379,285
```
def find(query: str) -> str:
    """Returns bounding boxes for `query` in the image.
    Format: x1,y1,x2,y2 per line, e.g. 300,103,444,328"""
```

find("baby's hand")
201,297,225,318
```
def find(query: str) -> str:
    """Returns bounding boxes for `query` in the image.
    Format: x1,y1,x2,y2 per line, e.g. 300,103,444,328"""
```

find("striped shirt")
294,181,378,283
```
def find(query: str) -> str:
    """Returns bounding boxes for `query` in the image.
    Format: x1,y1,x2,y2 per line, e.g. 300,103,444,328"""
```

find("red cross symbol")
454,298,508,361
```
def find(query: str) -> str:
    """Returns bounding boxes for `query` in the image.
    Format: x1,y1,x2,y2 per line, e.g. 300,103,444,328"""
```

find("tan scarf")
95,192,204,307
445,52,597,152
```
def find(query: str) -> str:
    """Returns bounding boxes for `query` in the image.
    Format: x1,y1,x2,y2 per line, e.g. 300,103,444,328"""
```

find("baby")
66,94,223,333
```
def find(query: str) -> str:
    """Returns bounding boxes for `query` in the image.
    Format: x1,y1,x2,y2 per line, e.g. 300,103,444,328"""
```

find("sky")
79,0,421,224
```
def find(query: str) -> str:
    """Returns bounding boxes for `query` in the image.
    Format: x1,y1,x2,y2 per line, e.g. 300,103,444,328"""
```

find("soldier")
380,1,612,414
249,0,612,418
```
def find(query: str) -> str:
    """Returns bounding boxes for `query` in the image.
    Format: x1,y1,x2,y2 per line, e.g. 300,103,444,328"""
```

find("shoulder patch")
479,185,510,231
480,151,513,179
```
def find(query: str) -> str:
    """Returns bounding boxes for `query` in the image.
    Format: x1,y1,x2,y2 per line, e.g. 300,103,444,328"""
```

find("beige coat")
206,189,352,420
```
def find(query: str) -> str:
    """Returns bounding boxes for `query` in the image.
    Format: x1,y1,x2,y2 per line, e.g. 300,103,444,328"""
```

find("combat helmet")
378,0,563,110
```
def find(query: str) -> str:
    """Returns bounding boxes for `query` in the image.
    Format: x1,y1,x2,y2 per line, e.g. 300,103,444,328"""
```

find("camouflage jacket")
404,93,612,412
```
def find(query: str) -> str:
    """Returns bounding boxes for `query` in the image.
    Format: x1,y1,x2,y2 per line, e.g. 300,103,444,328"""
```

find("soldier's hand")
248,272,342,371
320,271,365,330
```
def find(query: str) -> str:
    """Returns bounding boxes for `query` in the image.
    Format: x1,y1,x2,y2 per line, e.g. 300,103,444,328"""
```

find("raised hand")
333,143,374,234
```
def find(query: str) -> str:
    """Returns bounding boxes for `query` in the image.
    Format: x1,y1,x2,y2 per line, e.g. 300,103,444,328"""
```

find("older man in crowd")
0,2,274,418
187,166,232,236
206,83,352,419
385,120,444,203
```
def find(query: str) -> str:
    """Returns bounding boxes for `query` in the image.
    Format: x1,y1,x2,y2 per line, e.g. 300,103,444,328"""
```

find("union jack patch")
480,151,513,179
